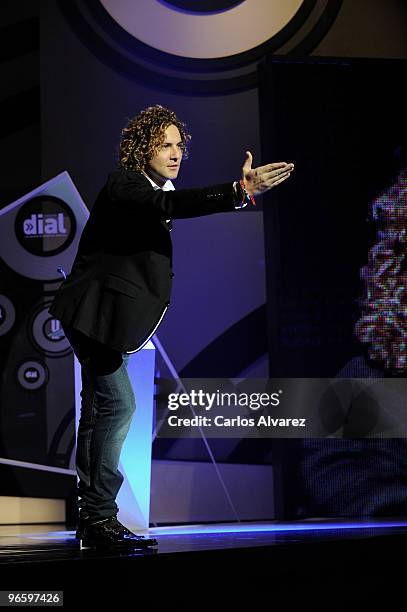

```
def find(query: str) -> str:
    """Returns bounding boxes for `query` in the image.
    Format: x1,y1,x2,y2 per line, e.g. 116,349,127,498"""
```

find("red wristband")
240,179,256,206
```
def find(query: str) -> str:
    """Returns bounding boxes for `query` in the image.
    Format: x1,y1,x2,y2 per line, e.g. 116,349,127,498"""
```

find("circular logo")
30,303,71,355
17,360,48,391
15,195,76,257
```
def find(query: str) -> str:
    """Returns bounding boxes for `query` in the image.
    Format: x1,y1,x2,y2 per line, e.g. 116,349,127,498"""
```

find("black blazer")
49,168,239,353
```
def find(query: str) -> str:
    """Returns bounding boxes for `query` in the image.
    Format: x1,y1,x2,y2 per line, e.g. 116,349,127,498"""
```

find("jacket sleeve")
107,169,239,219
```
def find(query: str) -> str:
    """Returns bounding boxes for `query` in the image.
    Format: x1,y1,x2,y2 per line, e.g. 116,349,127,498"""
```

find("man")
49,104,294,550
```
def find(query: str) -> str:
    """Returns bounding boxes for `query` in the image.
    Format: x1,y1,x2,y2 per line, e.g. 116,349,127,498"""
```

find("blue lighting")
20,519,407,541
149,520,407,537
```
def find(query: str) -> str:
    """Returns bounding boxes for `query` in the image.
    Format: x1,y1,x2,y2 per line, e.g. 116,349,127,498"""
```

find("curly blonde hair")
117,104,191,173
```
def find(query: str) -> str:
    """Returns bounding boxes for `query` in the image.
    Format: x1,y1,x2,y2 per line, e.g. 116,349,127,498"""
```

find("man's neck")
143,167,167,188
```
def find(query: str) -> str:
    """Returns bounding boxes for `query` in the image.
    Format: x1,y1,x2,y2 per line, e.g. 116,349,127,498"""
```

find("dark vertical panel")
259,57,407,519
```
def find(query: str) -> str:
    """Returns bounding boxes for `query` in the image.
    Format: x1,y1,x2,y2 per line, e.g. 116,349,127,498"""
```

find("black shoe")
75,511,90,540
108,515,154,540
79,516,158,550
76,513,154,541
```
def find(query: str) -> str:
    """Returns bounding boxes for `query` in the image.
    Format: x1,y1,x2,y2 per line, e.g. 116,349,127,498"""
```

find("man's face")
147,124,183,183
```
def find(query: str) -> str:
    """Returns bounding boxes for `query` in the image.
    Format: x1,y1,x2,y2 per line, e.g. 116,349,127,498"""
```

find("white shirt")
141,170,175,192
141,171,174,225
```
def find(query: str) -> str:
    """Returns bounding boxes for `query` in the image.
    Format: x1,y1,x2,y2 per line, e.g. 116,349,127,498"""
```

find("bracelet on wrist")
233,180,244,206
239,179,256,207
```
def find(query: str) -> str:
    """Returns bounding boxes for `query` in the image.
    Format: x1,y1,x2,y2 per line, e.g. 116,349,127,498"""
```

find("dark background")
261,56,407,377
259,56,407,518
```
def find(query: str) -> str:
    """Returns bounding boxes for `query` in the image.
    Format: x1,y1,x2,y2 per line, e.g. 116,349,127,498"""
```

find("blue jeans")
63,327,136,522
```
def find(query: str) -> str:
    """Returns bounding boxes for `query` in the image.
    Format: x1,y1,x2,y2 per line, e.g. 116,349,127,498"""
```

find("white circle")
100,0,305,59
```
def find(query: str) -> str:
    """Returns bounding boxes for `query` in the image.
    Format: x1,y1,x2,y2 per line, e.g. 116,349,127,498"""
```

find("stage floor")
1,517,407,561
1,519,407,608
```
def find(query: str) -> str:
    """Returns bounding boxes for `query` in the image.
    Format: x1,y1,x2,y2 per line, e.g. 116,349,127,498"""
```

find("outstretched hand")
242,151,294,197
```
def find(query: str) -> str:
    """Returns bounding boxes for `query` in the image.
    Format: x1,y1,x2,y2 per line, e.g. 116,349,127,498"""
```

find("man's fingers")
263,171,291,190
254,162,294,177
245,160,294,194
269,172,291,187
264,162,292,172
263,167,292,180
262,169,292,184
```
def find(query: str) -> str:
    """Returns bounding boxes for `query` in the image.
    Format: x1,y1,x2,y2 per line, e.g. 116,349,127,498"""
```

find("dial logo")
23,212,68,237
15,196,76,257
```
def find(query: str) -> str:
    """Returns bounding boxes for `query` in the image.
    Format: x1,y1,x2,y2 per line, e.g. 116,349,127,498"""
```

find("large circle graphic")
100,0,304,59
58,0,343,93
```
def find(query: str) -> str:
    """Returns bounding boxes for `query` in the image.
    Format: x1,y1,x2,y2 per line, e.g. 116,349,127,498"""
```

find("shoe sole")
79,538,158,550
76,530,157,543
